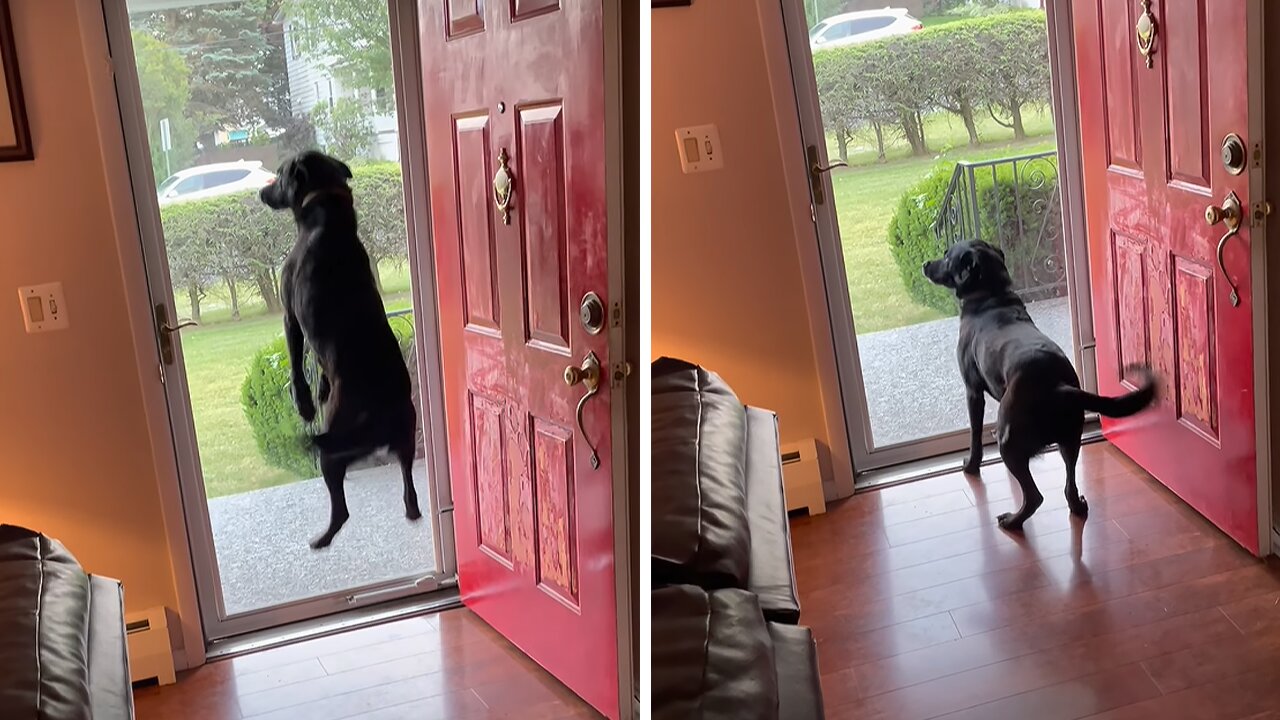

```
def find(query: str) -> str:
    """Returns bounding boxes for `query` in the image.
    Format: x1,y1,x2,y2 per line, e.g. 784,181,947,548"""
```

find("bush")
240,313,419,478
887,156,1062,315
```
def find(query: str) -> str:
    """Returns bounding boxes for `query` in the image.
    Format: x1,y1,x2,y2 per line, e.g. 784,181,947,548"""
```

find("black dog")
924,240,1156,531
260,150,420,549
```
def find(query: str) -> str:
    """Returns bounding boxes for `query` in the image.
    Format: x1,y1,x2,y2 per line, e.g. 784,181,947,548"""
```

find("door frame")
79,0,458,650
762,0,1095,471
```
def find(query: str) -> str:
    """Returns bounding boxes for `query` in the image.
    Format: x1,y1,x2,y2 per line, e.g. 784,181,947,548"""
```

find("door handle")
564,351,602,469
154,303,198,365
806,144,846,206
493,147,514,225
1205,191,1243,307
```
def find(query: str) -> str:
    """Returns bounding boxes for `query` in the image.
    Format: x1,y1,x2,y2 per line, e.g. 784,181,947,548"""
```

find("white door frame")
88,0,456,645
1247,0,1274,557
765,0,1096,477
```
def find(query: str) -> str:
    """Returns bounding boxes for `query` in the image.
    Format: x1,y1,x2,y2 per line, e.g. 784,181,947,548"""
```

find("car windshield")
157,174,181,194
809,21,830,40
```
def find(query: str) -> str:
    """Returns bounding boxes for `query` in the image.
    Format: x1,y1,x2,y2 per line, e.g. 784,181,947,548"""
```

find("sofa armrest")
87,576,134,720
744,407,802,624
767,623,825,720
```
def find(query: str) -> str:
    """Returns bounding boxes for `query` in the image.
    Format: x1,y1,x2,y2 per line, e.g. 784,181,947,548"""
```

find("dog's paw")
297,397,317,424
406,505,423,521
962,462,982,476
309,533,334,550
997,512,1025,532
1068,494,1089,518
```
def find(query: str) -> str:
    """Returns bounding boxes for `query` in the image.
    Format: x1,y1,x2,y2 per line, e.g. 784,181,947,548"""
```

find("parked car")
156,160,276,206
809,8,923,52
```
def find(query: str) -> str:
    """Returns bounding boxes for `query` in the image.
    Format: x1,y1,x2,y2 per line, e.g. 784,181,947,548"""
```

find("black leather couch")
0,525,135,720
652,359,825,719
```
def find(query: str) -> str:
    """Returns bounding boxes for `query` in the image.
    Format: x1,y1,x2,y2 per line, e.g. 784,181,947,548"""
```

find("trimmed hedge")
240,313,418,478
887,158,1061,315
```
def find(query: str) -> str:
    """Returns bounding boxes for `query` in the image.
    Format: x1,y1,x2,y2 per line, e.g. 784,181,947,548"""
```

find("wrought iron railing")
300,307,424,460
933,150,1067,301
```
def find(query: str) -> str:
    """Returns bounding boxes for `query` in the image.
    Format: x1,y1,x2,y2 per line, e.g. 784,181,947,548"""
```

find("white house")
281,16,400,163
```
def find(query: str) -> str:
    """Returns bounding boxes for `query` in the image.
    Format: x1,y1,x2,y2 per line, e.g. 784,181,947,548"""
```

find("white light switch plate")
676,124,724,173
18,282,69,333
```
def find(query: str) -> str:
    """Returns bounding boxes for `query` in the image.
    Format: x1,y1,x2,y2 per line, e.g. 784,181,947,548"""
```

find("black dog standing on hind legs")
923,239,1158,531
260,150,421,549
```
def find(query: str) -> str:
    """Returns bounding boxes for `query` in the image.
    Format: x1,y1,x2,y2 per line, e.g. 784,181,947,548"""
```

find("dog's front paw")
406,504,423,521
962,462,982,476
309,533,334,550
997,512,1025,532
296,395,317,423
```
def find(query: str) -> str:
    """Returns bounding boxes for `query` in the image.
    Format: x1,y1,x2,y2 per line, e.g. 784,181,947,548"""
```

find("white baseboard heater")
126,607,176,685
780,438,827,516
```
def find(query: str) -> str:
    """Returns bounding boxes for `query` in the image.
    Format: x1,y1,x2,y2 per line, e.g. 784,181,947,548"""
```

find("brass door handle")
154,303,198,365
805,144,847,206
160,320,199,333
811,160,848,174
564,352,602,469
1206,191,1243,307
493,148,514,225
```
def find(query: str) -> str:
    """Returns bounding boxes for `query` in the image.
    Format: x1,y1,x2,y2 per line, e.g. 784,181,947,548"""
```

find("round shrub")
886,164,958,315
241,336,319,478
241,313,420,477
887,157,1063,315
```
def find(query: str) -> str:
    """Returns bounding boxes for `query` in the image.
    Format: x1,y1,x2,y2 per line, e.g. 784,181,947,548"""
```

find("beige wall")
651,3,829,448
0,2,177,615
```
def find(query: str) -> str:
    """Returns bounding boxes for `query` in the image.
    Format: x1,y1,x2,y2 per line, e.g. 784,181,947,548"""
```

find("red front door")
1073,0,1258,552
418,1,619,716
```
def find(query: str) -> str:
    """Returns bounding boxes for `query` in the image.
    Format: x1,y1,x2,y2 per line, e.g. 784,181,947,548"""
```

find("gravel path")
209,461,435,615
858,297,1075,447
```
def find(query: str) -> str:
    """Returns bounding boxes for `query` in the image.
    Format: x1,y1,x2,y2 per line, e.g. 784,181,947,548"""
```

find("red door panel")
1073,0,1258,552
419,0,619,715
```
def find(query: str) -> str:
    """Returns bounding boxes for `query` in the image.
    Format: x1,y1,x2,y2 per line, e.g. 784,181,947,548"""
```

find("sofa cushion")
653,585,779,720
653,363,751,589
745,407,801,624
0,525,93,720
767,622,825,720
87,576,133,720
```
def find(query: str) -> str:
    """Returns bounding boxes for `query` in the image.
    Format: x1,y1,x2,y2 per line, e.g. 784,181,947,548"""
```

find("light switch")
676,124,724,173
18,282,69,333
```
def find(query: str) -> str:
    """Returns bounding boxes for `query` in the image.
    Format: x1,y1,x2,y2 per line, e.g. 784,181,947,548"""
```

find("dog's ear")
335,159,353,180
951,247,979,291
992,245,1006,263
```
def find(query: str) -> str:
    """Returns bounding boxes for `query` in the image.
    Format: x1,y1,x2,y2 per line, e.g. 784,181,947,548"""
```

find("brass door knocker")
493,148,514,225
1136,0,1158,69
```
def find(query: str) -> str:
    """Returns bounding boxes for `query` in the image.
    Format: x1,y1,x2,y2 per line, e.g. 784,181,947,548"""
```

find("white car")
809,8,923,52
156,160,276,206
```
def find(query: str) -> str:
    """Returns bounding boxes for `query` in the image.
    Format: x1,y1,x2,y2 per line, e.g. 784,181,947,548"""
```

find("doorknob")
492,147,514,225
1205,191,1243,307
564,351,602,469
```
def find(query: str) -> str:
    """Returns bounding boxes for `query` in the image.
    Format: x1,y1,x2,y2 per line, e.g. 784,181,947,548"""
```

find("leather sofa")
652,358,825,719
0,525,135,720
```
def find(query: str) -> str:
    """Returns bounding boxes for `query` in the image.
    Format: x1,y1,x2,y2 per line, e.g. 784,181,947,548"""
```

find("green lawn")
181,262,414,498
826,107,1057,333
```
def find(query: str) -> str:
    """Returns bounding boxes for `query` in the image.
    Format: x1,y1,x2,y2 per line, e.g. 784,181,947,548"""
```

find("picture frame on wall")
0,0,32,162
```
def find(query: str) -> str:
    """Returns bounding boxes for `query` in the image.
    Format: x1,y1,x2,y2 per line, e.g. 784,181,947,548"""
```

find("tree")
312,98,375,163
283,0,394,109
133,0,289,146
976,12,1051,140
918,22,986,146
131,31,198,183
352,163,409,292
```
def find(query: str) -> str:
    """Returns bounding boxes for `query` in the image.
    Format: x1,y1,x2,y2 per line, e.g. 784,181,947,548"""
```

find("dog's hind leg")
1060,435,1086,517
996,448,1043,532
396,412,422,521
311,452,352,549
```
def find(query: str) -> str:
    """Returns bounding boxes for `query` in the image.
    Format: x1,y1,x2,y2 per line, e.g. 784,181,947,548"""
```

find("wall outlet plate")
676,124,724,173
19,282,69,333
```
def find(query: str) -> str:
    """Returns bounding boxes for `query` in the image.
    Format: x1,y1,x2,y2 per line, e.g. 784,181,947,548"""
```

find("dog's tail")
1058,366,1158,418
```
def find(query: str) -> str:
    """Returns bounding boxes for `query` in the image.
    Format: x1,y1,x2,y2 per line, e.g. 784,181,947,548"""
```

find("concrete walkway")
858,297,1075,448
208,461,435,615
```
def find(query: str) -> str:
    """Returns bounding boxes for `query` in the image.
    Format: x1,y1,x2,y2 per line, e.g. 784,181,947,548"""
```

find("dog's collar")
300,187,353,209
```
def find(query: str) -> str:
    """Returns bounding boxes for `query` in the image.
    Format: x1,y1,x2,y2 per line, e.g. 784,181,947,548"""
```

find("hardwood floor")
789,442,1280,720
131,608,599,719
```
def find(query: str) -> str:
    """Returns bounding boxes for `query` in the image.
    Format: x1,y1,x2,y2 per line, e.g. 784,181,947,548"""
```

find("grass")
825,107,1057,333
181,262,414,498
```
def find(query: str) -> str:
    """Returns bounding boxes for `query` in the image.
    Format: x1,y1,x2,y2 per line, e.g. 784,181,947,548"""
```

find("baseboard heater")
780,438,827,515
126,607,176,685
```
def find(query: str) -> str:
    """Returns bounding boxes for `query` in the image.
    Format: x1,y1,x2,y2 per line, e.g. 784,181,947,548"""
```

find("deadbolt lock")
580,292,605,335
1222,134,1247,175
